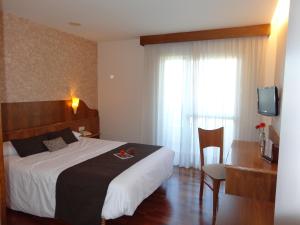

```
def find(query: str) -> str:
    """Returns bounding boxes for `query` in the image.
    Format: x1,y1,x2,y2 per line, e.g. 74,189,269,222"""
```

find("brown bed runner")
55,143,161,225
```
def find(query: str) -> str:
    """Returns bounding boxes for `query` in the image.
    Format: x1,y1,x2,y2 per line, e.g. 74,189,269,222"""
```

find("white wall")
263,0,289,135
97,39,144,142
271,22,289,134
275,0,300,224
262,33,278,133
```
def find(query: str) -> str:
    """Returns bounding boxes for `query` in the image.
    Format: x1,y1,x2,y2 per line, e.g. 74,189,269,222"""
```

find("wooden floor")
7,167,224,225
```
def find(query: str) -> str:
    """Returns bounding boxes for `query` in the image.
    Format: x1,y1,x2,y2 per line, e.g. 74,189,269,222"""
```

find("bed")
1,100,174,224
4,137,174,220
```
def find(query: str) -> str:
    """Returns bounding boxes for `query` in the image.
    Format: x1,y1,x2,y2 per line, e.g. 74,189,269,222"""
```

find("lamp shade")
71,97,80,114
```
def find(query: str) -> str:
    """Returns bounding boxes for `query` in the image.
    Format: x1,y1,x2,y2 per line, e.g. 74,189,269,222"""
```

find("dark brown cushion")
47,128,78,144
11,134,48,157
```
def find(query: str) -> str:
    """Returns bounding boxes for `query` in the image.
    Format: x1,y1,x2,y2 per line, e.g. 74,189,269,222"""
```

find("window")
144,37,267,168
157,57,238,166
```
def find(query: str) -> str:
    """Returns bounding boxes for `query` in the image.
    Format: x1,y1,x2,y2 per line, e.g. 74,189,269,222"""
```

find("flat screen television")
257,86,279,116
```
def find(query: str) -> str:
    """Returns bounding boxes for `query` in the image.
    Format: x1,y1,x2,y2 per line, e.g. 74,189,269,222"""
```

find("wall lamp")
71,97,80,114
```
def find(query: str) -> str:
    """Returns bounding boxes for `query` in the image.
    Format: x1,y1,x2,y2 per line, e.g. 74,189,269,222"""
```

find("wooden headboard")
1,100,99,141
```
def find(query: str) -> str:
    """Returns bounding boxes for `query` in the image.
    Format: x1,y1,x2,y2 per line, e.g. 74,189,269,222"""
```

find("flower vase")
259,131,266,156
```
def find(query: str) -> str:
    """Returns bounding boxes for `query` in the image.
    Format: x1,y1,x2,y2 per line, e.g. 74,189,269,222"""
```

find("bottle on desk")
259,131,266,156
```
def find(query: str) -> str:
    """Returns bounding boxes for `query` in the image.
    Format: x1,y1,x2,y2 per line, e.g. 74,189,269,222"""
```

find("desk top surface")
216,194,275,225
226,140,277,174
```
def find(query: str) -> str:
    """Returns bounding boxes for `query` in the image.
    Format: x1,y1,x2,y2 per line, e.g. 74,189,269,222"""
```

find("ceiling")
2,0,277,41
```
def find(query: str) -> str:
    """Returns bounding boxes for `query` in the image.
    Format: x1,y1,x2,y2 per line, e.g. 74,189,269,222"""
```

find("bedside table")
81,132,100,139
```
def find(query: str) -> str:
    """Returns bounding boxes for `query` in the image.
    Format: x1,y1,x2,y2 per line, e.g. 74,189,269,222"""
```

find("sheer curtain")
141,37,267,168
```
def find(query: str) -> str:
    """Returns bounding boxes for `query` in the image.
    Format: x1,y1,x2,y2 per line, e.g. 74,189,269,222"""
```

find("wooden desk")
225,140,277,201
216,195,275,225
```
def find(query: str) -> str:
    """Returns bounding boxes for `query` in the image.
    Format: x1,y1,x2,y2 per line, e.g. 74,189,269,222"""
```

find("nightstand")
81,132,100,139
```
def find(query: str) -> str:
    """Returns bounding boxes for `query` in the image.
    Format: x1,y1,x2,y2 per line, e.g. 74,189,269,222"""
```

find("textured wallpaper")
0,12,4,103
0,12,98,109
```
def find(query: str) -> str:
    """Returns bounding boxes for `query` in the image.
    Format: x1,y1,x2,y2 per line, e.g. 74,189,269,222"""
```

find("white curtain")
141,37,267,168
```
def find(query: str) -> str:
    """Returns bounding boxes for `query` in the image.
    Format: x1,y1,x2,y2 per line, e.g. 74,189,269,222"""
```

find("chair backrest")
198,127,224,168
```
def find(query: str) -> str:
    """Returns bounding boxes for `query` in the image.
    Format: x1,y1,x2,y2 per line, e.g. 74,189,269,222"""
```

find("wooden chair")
198,127,225,218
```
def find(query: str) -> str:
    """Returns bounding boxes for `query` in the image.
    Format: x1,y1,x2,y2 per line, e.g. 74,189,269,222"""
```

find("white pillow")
3,141,18,156
72,131,81,140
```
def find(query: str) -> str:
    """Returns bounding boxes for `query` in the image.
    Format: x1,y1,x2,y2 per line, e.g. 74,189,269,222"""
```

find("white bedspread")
4,138,174,220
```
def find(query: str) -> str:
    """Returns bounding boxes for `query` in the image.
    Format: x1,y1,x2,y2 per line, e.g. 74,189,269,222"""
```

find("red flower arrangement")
256,122,266,130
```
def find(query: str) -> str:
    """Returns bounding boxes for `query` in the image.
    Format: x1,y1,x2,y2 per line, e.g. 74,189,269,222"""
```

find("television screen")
257,86,279,116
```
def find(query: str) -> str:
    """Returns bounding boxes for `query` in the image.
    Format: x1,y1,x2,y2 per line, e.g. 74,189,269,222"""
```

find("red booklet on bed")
114,149,134,159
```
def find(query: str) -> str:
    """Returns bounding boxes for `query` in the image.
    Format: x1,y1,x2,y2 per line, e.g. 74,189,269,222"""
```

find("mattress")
4,137,174,220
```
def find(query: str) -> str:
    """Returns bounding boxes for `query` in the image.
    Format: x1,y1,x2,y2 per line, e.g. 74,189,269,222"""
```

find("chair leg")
212,180,220,219
199,171,204,202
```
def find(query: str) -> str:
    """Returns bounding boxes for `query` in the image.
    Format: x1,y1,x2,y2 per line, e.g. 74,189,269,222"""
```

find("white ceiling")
2,0,277,41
